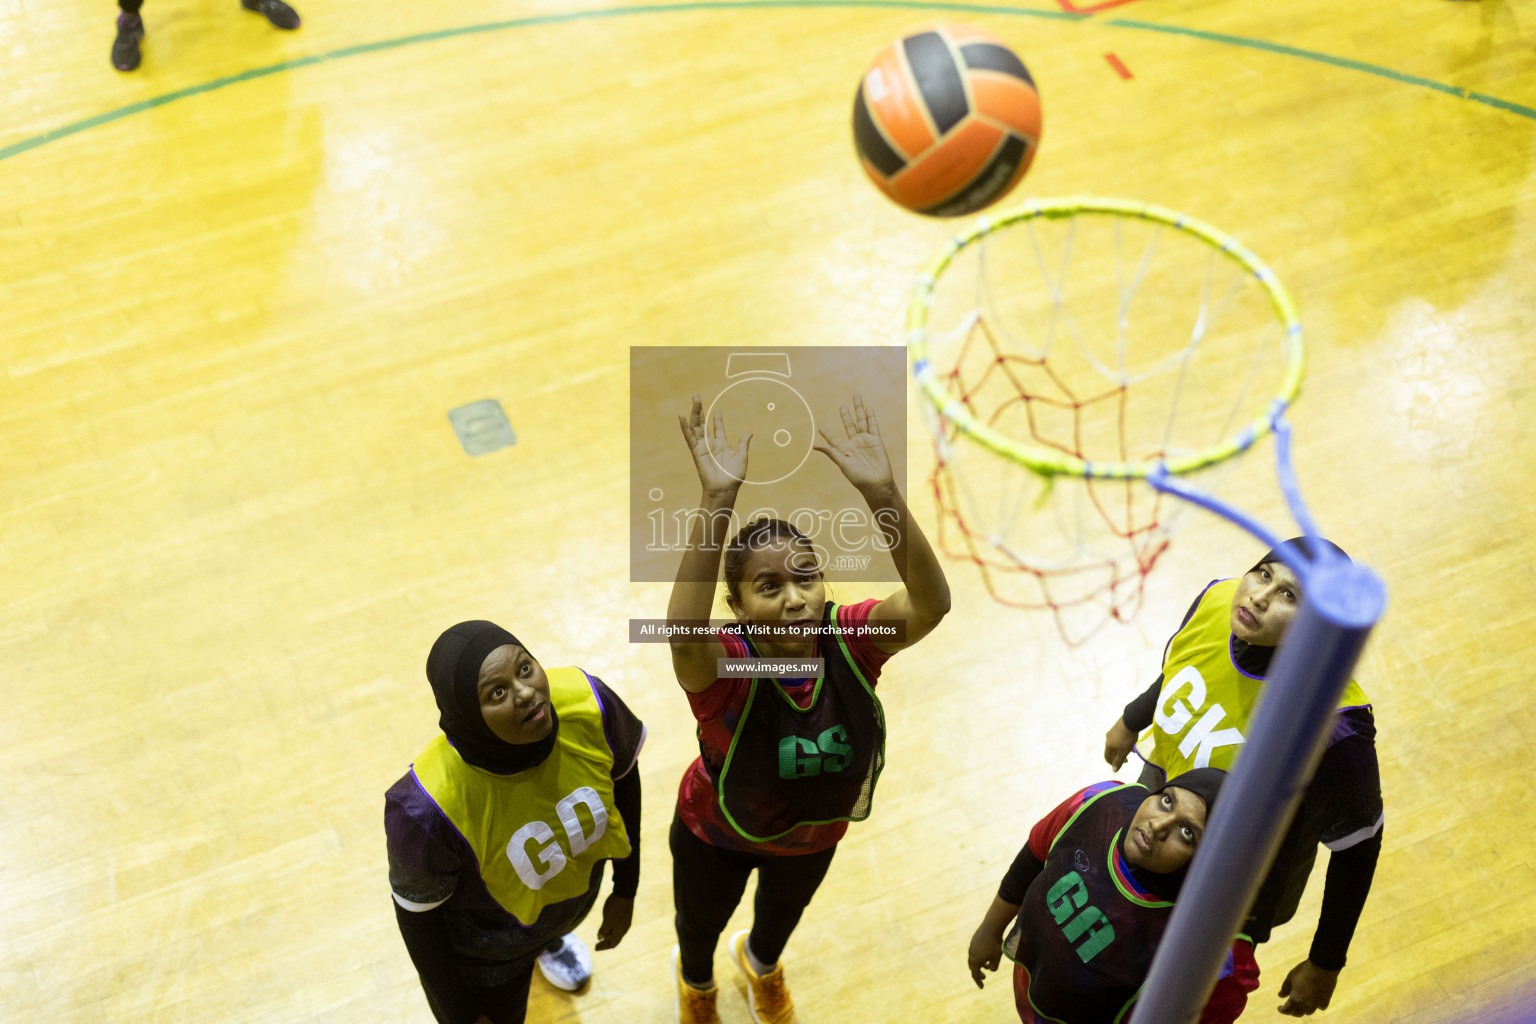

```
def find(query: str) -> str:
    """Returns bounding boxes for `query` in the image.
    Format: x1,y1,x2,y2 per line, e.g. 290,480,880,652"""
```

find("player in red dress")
665,394,950,1024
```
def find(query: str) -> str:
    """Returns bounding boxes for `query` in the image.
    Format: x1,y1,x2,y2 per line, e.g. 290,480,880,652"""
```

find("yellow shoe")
729,929,795,1024
674,946,721,1024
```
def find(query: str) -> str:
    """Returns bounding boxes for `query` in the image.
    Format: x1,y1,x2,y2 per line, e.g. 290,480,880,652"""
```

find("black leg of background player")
112,0,145,72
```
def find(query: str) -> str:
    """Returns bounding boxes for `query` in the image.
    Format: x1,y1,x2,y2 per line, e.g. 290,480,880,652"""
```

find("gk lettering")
778,725,854,778
1154,665,1246,769
506,786,608,889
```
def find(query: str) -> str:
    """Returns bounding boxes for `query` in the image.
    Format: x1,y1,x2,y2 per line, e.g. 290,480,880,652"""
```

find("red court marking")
1056,0,1147,13
1104,53,1133,80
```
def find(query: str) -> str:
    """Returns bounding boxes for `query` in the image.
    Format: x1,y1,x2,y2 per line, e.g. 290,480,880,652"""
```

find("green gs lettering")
777,725,854,778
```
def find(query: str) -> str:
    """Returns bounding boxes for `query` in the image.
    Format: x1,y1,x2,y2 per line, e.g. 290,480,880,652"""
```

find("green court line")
2,0,1530,164
1106,18,1536,120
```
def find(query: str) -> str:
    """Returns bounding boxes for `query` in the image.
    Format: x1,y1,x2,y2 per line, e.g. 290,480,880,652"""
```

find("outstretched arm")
814,396,950,653
668,396,746,693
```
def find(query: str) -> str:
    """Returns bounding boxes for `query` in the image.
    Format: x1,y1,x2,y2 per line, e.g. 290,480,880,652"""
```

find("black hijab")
425,620,559,774
1120,767,1227,901
1233,536,1352,677
1249,536,1350,576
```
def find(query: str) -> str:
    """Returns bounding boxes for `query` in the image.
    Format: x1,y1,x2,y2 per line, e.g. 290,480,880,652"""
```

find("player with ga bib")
385,622,645,1024
966,769,1228,1023
1102,539,1384,1019
666,395,950,1024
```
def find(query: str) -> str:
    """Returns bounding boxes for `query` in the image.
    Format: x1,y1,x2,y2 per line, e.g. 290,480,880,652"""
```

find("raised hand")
813,394,894,493
679,394,751,496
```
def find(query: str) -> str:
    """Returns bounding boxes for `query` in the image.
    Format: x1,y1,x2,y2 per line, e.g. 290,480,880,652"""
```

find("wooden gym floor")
3,1,1535,1022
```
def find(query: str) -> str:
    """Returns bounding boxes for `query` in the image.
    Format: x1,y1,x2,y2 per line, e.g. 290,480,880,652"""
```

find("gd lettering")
506,786,609,890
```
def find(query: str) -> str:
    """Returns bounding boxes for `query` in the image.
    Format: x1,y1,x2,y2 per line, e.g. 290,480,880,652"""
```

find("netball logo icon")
706,353,815,486
628,344,909,584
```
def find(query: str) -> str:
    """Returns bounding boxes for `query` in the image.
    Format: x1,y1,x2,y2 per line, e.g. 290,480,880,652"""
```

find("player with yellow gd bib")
385,621,646,1024
1102,539,1383,1021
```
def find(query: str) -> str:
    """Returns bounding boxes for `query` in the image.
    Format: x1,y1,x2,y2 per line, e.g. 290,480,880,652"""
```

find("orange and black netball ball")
853,25,1043,217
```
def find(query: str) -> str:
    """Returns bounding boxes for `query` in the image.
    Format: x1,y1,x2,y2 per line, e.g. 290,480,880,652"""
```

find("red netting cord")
927,316,1174,644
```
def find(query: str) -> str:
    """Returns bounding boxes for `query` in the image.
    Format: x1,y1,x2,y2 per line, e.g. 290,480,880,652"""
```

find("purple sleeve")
1306,709,1383,849
394,902,478,1024
385,770,465,907
586,673,646,779
608,767,642,898
1301,708,1384,969
582,674,645,897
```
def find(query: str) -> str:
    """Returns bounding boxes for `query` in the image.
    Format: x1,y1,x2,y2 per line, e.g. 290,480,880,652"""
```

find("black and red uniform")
671,599,891,983
999,781,1240,1024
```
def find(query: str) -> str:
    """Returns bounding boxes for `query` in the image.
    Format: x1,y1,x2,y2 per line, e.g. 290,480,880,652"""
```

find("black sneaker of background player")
240,0,302,30
112,12,144,71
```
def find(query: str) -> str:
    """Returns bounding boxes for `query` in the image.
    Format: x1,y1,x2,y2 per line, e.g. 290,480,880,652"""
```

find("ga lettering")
1045,871,1116,963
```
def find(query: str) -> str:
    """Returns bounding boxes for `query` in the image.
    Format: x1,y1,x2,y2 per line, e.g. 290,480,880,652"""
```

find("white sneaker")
536,933,592,992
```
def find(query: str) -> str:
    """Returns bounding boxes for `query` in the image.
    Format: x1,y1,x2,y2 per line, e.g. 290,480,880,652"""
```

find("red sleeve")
683,627,751,722
1197,940,1260,1024
1027,782,1122,860
834,598,894,684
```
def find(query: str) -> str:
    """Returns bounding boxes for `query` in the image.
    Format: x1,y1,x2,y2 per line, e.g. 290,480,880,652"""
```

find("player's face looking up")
1229,560,1301,647
1123,786,1207,874
476,644,554,745
725,536,826,656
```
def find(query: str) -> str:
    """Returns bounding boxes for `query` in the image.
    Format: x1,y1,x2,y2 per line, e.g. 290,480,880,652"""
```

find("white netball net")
916,207,1297,643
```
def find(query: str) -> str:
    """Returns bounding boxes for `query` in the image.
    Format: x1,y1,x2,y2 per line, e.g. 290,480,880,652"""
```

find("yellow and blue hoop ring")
906,196,1306,480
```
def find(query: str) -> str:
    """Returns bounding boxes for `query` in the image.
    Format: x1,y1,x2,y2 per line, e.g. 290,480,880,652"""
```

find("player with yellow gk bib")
1103,539,1383,1019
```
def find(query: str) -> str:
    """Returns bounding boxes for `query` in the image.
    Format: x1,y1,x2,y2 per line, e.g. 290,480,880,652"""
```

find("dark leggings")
670,813,838,985
119,0,143,13
422,939,573,1024
426,963,536,1024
